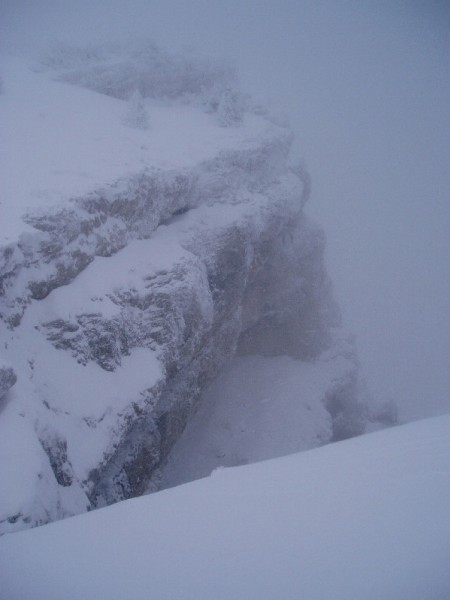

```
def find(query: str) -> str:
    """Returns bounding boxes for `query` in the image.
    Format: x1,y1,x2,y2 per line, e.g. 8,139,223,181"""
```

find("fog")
1,0,449,421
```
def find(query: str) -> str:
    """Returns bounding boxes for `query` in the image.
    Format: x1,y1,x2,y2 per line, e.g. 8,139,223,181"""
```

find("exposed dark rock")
40,434,74,487
0,361,17,398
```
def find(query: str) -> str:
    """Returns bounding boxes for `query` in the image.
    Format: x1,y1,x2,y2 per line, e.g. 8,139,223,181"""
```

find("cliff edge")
0,43,366,534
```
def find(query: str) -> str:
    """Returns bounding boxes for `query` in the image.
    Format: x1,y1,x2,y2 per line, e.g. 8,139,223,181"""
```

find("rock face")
0,360,17,399
0,45,367,534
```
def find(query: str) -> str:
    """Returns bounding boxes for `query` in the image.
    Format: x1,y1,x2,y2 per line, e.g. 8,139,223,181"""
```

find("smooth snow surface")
1,415,450,600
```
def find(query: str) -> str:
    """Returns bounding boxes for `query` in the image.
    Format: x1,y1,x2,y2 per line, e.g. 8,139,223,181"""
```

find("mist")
1,0,449,422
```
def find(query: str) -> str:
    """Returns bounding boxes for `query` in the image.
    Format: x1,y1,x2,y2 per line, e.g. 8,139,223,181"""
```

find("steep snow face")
1,415,449,600
0,47,366,534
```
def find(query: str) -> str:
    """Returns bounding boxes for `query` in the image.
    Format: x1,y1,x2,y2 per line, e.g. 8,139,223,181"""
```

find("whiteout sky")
1,0,449,421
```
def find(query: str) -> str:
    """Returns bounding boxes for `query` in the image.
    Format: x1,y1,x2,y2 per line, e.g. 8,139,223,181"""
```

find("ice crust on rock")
0,46,368,534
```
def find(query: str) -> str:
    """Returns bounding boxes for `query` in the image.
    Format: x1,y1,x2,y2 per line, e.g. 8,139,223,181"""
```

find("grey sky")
1,0,449,420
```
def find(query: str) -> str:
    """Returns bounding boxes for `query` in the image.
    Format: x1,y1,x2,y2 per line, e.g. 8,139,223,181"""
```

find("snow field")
1,414,449,599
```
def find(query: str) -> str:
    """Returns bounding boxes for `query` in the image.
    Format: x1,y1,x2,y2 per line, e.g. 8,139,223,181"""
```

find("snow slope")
1,414,449,600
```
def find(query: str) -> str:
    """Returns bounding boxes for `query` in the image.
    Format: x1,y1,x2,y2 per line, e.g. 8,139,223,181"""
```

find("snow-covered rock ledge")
0,122,291,326
0,45,367,534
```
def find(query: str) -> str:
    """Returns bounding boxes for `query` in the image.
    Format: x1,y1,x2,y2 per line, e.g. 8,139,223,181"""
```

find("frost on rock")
40,40,237,106
0,359,16,398
0,45,370,534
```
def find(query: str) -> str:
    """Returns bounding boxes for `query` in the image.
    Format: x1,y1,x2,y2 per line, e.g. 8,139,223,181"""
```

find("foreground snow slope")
1,414,449,600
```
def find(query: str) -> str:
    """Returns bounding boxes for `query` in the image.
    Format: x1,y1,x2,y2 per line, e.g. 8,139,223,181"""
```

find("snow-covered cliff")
0,43,367,534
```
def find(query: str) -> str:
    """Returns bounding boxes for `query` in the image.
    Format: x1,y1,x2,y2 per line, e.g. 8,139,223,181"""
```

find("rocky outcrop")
0,360,16,399
0,47,367,534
